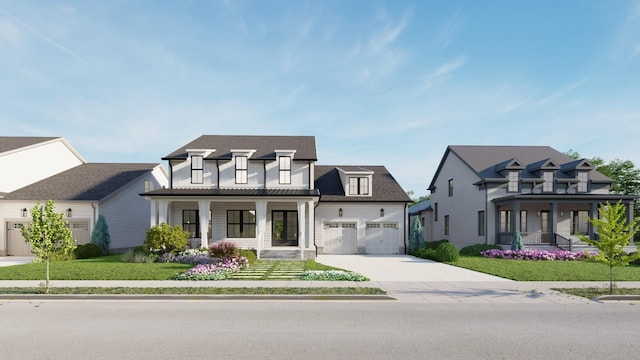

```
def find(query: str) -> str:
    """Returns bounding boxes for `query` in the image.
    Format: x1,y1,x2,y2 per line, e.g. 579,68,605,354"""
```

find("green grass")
0,255,192,280
304,259,342,271
0,287,386,295
553,287,640,298
449,256,640,281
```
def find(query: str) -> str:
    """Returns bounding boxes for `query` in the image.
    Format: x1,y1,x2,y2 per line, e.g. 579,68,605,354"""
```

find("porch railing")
497,232,548,246
555,233,572,252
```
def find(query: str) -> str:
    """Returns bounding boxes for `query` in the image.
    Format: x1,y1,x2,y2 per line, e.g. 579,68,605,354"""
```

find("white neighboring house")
428,145,637,250
0,137,85,195
141,135,411,259
0,160,168,256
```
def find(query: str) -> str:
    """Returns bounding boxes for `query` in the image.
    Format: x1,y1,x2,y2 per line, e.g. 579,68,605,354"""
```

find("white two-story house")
142,135,411,258
428,145,637,250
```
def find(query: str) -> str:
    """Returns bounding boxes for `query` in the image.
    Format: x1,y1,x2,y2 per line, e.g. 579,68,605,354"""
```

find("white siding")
171,159,217,189
218,160,264,189
265,160,310,189
0,139,84,193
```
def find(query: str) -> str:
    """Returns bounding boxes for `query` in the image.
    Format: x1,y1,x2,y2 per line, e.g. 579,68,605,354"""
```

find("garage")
5,221,90,256
365,223,399,254
323,223,357,254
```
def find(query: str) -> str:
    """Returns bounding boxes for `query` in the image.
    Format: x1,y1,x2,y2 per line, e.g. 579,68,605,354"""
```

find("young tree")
577,201,640,294
90,214,111,255
21,200,76,293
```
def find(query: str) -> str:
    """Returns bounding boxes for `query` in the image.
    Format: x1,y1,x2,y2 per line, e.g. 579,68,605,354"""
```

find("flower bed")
174,256,249,280
158,249,213,265
480,249,593,261
299,270,369,281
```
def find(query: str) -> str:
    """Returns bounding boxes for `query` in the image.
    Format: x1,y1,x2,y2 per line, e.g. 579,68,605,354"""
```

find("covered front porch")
492,194,636,250
144,190,319,259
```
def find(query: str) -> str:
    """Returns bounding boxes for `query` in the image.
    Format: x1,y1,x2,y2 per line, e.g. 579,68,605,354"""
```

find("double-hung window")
577,172,588,192
478,210,485,236
227,210,256,238
507,171,518,192
235,156,248,184
542,171,554,192
279,156,291,184
182,210,199,238
349,177,369,195
191,155,203,184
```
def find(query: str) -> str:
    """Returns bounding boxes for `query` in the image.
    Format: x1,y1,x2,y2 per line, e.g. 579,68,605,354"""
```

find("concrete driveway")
316,255,511,282
0,256,34,267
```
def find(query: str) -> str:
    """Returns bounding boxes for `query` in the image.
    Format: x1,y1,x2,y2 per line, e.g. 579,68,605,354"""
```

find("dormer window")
279,156,291,184
542,171,554,192
349,177,369,195
507,171,519,192
235,156,248,184
577,171,588,192
191,155,203,184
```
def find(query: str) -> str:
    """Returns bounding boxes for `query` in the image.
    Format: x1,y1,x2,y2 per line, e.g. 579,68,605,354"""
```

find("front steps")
259,248,316,260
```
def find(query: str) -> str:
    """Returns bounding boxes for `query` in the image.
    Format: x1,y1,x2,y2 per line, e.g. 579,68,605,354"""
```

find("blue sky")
2,1,640,198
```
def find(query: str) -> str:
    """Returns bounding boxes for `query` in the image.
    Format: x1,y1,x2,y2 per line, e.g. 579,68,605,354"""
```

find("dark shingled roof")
315,165,412,202
0,136,59,154
163,135,317,161
3,163,159,201
142,188,319,197
429,145,612,190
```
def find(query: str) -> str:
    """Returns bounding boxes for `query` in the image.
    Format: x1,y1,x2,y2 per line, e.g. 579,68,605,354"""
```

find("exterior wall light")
21,208,27,217
338,208,343,217
66,208,72,217
380,208,385,217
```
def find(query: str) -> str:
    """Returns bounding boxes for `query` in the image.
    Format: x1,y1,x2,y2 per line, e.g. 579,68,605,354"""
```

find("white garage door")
365,223,399,254
6,222,32,256
69,221,90,245
323,223,357,254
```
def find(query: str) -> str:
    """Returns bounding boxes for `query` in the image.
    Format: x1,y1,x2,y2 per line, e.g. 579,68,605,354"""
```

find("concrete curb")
594,295,640,302
0,294,396,301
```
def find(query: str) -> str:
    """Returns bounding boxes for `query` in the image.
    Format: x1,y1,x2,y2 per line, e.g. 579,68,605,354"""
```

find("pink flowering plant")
480,249,594,261
158,248,213,265
174,256,249,280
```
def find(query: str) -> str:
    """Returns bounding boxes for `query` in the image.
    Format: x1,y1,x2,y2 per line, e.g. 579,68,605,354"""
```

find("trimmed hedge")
460,244,503,256
73,243,102,259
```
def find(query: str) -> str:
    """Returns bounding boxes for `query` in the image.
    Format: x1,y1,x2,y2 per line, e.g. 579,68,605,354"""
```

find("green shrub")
144,223,189,254
629,252,640,266
239,248,257,265
133,245,150,255
436,242,460,262
90,215,111,255
121,249,158,263
460,244,503,256
412,248,439,261
424,239,450,250
73,243,102,259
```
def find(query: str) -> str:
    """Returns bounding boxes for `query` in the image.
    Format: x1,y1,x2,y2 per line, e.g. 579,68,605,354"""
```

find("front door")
272,211,298,246
540,211,551,243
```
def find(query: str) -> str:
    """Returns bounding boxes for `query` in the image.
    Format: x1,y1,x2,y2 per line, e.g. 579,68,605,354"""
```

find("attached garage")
6,222,31,256
323,223,357,254
365,223,399,254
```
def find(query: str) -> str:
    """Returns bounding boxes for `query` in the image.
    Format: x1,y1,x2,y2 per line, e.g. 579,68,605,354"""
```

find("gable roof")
0,136,60,154
315,165,411,202
408,200,432,215
428,145,611,190
2,163,160,201
163,135,317,161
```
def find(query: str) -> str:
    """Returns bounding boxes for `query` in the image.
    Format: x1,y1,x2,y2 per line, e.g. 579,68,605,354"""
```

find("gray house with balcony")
428,145,636,250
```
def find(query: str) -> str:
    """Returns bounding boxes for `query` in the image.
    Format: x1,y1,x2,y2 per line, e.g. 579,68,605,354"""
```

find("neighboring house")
408,200,433,243
0,163,168,256
0,137,85,194
428,145,637,250
141,135,411,259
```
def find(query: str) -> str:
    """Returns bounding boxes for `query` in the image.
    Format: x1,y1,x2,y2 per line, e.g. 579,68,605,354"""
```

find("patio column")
198,200,211,249
255,200,267,260
297,201,306,259
550,202,558,245
158,200,169,225
590,202,598,240
307,200,315,251
627,202,634,226
513,202,521,233
150,200,158,227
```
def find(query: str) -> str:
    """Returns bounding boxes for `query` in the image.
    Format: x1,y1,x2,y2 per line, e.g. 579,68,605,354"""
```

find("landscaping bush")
121,249,158,263
424,239,450,250
144,223,189,253
628,252,640,265
412,248,439,261
73,243,102,259
300,270,369,281
174,256,249,280
436,242,460,262
480,249,594,261
239,248,257,265
460,244,503,256
157,249,212,265
208,241,239,260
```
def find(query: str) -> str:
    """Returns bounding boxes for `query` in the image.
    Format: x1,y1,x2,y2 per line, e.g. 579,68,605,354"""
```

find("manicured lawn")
450,256,640,281
0,255,192,280
0,287,386,295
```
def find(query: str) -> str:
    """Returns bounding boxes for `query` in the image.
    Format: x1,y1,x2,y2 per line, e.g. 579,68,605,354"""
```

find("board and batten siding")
0,139,84,193
264,161,311,189
171,159,217,188
315,203,406,254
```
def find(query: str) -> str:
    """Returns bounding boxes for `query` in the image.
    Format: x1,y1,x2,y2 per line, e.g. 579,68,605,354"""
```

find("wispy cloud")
422,57,466,90
0,17,21,44
537,78,587,105
436,11,464,49
370,8,412,53
0,7,87,64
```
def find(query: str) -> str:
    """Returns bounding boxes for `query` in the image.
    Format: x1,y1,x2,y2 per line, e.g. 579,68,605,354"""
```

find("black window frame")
444,215,450,236
182,210,200,238
279,156,291,184
448,179,454,197
227,210,256,238
478,210,485,236
349,177,370,195
191,155,203,184
235,156,248,184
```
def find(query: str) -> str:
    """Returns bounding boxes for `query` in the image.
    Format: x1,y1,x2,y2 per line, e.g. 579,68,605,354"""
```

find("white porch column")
198,200,211,249
158,200,169,224
150,200,158,227
307,200,315,250
256,200,267,260
297,201,306,259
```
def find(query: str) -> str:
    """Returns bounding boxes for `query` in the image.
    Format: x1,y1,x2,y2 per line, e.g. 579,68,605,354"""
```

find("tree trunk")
609,264,613,295
45,257,50,294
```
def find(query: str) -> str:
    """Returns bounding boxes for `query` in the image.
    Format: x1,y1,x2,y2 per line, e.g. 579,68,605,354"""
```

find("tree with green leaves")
565,149,640,197
406,190,431,206
20,200,76,293
90,214,111,255
577,201,640,294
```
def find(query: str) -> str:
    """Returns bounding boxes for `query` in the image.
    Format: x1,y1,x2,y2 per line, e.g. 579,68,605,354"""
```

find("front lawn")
0,255,192,280
450,256,640,281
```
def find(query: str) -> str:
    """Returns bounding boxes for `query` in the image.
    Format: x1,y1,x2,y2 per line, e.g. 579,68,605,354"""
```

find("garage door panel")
366,223,399,254
6,222,32,256
323,223,357,254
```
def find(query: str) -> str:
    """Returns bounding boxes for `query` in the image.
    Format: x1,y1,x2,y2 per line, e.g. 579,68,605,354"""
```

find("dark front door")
272,211,298,246
540,211,551,243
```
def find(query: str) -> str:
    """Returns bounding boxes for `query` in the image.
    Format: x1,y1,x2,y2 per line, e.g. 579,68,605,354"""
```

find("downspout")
484,183,489,245
169,161,174,189
90,202,98,238
404,202,408,254
313,192,321,257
